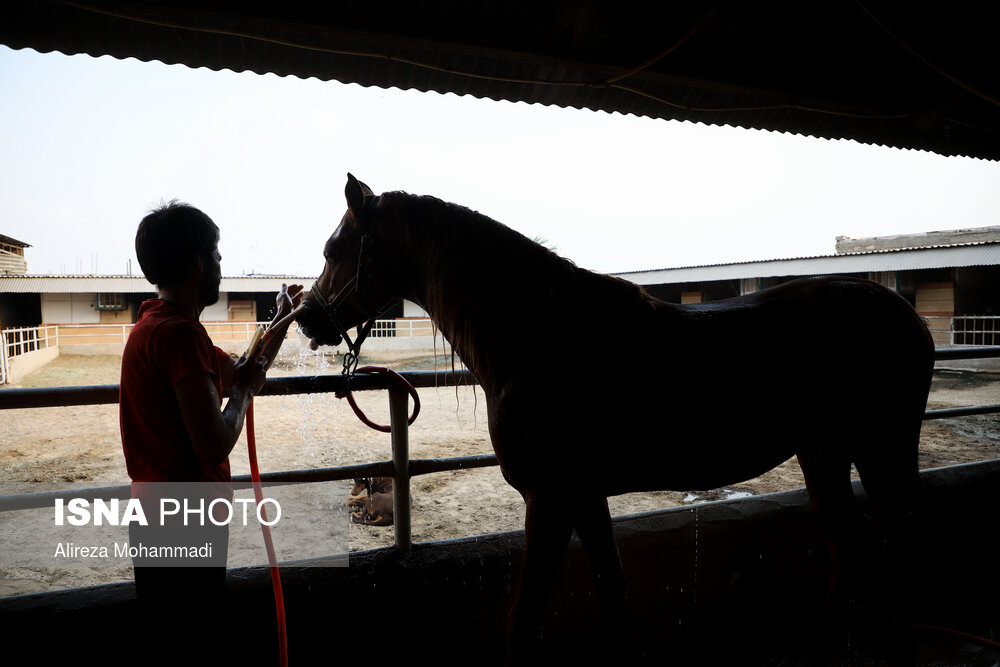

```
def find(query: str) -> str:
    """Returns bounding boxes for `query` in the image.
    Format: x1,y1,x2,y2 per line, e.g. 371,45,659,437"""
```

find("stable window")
96,293,125,311
1,243,25,256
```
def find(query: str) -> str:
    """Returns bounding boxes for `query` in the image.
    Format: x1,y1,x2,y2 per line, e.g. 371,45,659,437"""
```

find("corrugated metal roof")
616,244,1000,286
0,234,30,248
2,2,998,161
219,276,316,292
0,275,314,294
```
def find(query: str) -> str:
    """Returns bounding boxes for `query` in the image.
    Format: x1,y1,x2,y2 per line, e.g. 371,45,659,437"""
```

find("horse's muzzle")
296,299,344,348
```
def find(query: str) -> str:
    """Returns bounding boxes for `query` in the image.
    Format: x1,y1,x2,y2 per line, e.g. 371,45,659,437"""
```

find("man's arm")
174,358,265,466
219,352,237,393
176,284,302,465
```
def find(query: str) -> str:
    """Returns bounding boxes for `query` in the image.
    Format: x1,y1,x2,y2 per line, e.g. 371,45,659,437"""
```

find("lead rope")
247,400,288,667
336,365,421,432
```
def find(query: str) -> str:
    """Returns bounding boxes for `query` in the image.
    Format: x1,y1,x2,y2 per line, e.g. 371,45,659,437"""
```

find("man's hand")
233,352,268,396
252,283,304,372
275,283,304,321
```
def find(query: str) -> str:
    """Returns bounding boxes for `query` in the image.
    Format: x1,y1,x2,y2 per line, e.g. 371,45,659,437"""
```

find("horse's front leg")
507,490,574,666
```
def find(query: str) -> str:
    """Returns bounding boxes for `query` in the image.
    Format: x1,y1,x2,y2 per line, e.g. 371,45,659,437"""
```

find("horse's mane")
375,190,654,386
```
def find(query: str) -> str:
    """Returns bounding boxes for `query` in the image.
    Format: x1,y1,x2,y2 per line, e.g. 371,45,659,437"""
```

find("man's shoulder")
127,312,210,366
135,301,204,336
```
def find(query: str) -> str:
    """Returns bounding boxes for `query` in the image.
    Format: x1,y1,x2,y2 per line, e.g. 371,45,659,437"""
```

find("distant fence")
1,325,58,385
0,319,439,383
924,315,1000,347
0,320,437,347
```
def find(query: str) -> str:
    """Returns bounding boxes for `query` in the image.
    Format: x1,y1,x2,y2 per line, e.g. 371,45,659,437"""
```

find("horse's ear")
345,173,375,226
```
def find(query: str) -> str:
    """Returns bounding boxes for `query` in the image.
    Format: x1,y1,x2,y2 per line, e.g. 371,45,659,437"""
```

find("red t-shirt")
119,299,233,486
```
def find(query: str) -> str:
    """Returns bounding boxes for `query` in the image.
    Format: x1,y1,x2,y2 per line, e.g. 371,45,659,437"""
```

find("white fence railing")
1,325,59,385
0,319,438,383
367,318,436,338
924,315,1000,347
951,315,1000,346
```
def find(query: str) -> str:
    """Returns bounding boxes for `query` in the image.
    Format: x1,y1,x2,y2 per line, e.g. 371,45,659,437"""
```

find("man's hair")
135,200,220,288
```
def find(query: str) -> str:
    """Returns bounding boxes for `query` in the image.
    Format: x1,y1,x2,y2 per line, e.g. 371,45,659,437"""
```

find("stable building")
0,234,30,276
615,227,1000,347
0,274,319,329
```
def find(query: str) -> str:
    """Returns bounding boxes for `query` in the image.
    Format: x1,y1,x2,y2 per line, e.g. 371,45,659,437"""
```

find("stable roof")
3,2,998,161
616,242,1000,286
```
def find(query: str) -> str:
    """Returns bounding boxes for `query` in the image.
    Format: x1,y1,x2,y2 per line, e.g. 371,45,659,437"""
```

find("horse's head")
297,174,395,351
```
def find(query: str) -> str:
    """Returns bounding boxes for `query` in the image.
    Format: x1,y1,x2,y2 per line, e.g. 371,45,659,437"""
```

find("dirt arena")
2,341,997,597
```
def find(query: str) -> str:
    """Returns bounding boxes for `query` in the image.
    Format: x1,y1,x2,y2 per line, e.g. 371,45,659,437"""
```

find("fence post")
1,330,8,385
389,386,412,553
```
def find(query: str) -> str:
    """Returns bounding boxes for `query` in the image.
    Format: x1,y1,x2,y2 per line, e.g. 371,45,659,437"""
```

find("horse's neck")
409,251,509,392
388,199,520,392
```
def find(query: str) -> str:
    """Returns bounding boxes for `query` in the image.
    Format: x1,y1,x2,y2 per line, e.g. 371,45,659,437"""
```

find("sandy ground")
1,339,997,597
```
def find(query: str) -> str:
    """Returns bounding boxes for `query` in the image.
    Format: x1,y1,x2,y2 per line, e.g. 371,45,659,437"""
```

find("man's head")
136,201,222,304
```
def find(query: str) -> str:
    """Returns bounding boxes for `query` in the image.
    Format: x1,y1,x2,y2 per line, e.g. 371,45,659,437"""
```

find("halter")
308,232,384,375
309,227,422,432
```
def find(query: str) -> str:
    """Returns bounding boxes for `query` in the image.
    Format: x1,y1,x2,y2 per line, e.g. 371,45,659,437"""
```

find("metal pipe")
934,346,1000,361
924,404,1000,420
248,460,395,486
389,385,411,552
0,370,475,408
3,346,995,408
409,453,497,476
0,484,131,511
0,459,399,512
0,384,120,409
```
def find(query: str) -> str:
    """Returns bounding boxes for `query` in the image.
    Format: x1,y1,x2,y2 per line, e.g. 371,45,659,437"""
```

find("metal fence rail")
0,368,479,555
1,348,998,555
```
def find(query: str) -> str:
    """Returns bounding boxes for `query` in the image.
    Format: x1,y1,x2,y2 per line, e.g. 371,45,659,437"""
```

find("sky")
2,44,1000,278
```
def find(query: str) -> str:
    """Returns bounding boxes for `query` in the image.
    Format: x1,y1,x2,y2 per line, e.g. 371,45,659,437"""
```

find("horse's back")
652,275,933,418
640,275,931,376
495,274,933,495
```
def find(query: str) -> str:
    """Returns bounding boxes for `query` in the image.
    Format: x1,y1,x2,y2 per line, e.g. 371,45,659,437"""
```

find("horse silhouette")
297,174,935,663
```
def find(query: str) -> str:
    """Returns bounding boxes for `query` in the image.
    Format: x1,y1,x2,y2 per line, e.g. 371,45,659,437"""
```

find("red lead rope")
335,366,421,432
246,400,288,667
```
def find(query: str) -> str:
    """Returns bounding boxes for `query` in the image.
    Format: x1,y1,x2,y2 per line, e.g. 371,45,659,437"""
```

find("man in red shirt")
119,200,301,659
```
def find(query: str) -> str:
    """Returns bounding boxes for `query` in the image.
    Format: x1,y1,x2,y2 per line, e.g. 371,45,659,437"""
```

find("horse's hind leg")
574,497,627,634
796,447,860,607
507,490,574,666
853,429,919,582
795,444,874,664
853,418,921,664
